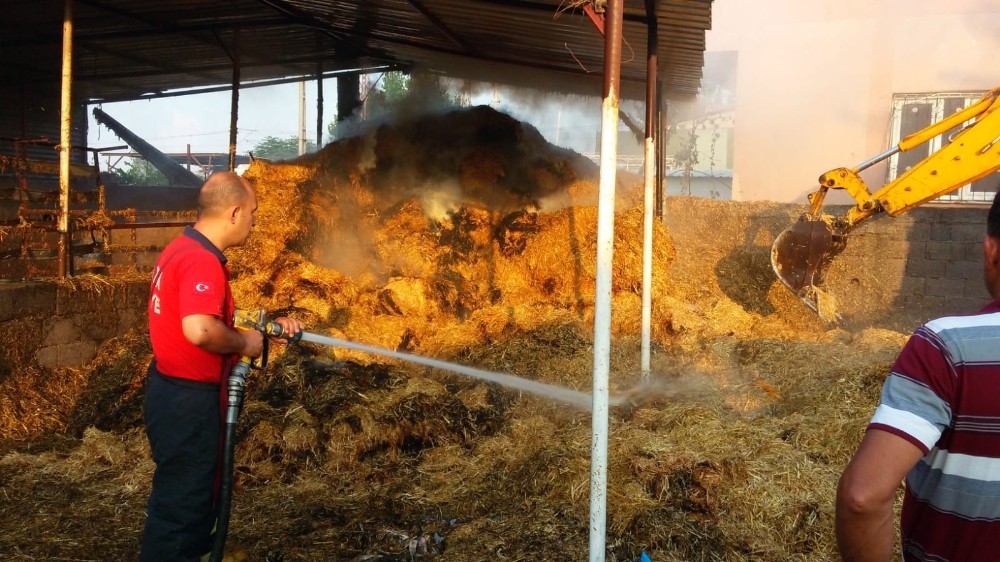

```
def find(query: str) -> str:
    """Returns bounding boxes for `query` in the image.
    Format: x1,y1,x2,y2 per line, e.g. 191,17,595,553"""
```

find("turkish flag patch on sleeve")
192,281,217,296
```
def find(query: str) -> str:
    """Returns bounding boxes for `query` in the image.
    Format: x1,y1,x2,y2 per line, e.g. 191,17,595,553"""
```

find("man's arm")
182,314,263,357
836,428,925,562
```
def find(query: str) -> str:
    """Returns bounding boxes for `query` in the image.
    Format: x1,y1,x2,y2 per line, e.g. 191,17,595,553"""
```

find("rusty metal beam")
316,56,324,149
645,0,658,140
583,3,605,34
77,56,391,99
89,65,398,104
228,30,240,172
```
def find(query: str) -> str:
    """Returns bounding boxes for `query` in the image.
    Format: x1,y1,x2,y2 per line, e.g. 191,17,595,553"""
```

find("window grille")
888,91,1000,203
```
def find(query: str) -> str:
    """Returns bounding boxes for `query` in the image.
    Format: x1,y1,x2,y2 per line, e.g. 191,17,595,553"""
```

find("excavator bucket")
771,217,846,321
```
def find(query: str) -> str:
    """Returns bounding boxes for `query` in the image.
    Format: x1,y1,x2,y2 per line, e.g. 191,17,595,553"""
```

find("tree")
381,71,410,105
250,136,317,161
111,158,169,186
326,71,465,142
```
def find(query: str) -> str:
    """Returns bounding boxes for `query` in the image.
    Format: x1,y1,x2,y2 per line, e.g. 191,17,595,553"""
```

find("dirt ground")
0,106,911,561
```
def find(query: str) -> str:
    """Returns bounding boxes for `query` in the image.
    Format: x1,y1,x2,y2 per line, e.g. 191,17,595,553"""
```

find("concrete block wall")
107,224,185,273
664,197,993,332
909,207,992,313
0,224,177,372
0,279,148,370
828,204,991,327
0,224,186,281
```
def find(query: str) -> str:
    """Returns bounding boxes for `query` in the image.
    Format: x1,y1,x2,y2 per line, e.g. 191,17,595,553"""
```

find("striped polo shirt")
869,301,1000,561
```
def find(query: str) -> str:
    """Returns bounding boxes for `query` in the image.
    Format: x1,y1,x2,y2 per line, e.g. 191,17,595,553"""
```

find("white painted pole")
641,0,659,380
298,80,306,155
641,132,654,379
556,105,562,146
58,0,73,278
589,1,623,560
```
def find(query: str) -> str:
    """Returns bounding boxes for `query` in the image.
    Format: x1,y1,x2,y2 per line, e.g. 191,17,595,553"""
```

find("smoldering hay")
0,105,911,561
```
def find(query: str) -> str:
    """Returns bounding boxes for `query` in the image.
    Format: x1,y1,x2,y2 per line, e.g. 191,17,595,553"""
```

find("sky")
87,80,332,156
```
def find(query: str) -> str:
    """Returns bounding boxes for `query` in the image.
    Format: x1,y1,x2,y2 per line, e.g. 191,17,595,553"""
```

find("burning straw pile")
0,106,909,561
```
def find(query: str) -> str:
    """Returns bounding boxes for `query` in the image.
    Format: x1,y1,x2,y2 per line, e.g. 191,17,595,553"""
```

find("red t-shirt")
148,226,236,384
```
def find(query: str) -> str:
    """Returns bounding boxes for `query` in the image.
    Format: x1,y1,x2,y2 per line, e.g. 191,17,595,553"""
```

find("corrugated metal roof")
0,0,712,103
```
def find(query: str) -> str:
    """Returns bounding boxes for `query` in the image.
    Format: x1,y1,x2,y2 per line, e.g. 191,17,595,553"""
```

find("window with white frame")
887,91,1000,203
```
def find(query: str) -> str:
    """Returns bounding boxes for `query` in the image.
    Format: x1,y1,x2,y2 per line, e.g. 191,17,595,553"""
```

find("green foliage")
326,71,465,142
363,71,464,118
251,136,317,161
381,71,410,104
110,159,169,186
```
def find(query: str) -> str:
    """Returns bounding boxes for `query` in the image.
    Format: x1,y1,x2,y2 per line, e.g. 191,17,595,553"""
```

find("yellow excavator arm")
772,86,1000,320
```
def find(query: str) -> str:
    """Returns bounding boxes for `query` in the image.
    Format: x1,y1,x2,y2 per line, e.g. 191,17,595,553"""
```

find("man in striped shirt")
836,189,1000,561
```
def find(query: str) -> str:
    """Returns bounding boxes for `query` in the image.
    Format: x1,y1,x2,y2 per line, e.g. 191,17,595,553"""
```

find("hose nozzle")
233,308,302,343
261,320,302,343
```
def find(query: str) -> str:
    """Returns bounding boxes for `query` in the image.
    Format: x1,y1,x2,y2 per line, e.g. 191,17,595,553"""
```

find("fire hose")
210,310,300,562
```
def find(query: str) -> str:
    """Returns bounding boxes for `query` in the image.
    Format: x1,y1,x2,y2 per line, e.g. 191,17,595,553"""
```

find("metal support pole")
227,29,240,172
589,1,623,560
298,80,306,155
640,0,658,380
360,74,370,120
657,82,667,219
337,74,361,129
58,0,74,278
316,60,324,149
555,105,562,146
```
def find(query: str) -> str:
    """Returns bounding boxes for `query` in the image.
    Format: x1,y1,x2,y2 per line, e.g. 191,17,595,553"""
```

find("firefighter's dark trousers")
140,362,221,562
